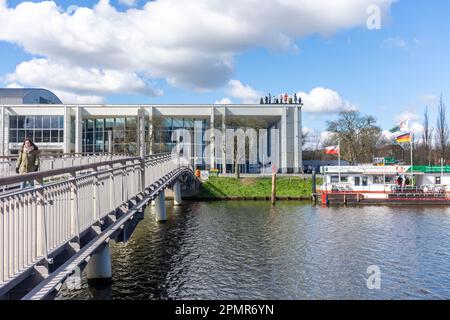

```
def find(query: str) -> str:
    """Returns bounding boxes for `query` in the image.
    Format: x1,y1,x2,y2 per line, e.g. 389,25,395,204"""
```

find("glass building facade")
9,115,64,144
153,117,208,156
82,117,142,154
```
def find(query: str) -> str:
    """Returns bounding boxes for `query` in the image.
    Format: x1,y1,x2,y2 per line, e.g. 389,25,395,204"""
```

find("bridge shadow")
198,181,227,198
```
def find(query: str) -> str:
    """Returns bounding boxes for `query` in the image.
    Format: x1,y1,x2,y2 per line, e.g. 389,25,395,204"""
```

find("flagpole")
338,139,341,184
410,133,413,186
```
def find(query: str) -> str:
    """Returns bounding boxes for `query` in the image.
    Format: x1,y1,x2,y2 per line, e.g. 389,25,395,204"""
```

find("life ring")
396,165,406,173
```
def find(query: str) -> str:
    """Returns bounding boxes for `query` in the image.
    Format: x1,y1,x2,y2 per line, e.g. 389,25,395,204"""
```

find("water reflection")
57,202,450,300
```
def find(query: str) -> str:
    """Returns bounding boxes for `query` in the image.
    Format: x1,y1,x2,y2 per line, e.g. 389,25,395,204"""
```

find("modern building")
0,88,62,105
0,89,304,173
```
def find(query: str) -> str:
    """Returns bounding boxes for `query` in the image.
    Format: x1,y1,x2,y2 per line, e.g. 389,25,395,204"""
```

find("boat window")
385,176,395,184
354,177,360,186
340,176,348,182
373,175,384,184
330,176,339,183
436,177,441,185
362,177,368,186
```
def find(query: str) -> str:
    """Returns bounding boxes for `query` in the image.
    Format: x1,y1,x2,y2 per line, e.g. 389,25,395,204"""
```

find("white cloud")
214,97,232,105
387,111,423,140
0,0,394,100
394,111,420,123
5,58,162,99
226,80,262,104
298,87,357,114
303,129,334,150
118,0,137,7
420,94,437,106
383,37,407,48
6,82,23,88
53,90,105,104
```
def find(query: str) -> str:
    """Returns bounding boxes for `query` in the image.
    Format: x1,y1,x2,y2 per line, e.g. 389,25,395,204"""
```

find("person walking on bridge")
16,138,40,188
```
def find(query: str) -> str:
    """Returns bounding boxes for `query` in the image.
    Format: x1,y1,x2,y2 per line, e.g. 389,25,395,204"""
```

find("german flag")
396,132,411,143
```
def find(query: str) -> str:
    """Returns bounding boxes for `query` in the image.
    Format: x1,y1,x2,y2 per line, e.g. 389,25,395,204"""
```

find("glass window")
58,116,64,129
183,119,194,128
59,130,64,143
385,176,395,184
373,175,384,184
125,117,137,130
105,118,114,129
34,130,42,142
362,177,368,186
95,119,104,129
24,116,35,129
330,176,339,183
51,130,59,143
115,118,125,130
86,119,94,130
9,129,17,143
354,177,360,186
35,116,43,129
162,118,172,128
43,130,51,143
436,177,441,185
25,130,33,140
50,116,58,129
43,116,51,129
18,130,25,142
17,116,25,129
172,118,183,129
9,117,17,128
340,176,348,182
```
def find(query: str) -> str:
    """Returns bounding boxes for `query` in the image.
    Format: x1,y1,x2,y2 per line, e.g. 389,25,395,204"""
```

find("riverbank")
185,176,321,200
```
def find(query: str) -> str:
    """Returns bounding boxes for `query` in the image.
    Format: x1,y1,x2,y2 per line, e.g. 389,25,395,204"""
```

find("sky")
0,0,449,148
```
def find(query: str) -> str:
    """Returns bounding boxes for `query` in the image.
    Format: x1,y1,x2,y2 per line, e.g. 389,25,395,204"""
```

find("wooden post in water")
271,164,277,205
271,173,276,205
312,169,317,202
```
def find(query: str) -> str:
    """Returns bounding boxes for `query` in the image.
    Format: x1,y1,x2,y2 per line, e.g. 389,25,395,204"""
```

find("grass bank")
195,176,322,200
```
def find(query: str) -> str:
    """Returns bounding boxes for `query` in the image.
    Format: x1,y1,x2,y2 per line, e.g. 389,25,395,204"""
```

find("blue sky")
0,0,449,144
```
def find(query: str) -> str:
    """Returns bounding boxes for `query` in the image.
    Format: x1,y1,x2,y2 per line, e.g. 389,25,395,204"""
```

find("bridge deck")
0,153,192,299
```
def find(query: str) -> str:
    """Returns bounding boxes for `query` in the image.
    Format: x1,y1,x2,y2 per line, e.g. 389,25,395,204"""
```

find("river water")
57,201,450,300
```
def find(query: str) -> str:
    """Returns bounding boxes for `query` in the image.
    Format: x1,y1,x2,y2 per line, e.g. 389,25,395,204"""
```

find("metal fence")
0,153,129,179
0,153,180,285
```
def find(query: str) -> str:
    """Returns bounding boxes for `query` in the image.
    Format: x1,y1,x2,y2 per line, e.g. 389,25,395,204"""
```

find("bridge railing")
0,153,130,179
0,152,181,286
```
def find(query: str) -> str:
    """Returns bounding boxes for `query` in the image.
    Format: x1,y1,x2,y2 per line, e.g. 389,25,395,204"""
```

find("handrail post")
93,167,100,221
140,158,146,193
69,170,80,246
109,164,114,212
34,177,48,260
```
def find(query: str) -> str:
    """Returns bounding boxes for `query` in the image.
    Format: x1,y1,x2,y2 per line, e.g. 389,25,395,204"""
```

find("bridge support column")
173,180,182,206
86,243,112,283
155,190,167,222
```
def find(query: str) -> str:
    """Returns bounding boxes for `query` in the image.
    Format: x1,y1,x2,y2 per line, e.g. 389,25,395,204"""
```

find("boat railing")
390,185,447,194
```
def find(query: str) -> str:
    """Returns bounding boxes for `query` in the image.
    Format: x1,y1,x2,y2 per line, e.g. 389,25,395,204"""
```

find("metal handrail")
0,152,183,286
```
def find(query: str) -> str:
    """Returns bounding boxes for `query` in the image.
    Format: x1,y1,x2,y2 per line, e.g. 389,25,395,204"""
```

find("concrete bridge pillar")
86,243,112,283
173,180,182,206
155,190,167,222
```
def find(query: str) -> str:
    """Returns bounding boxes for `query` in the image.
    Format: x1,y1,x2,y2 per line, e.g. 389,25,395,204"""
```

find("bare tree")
326,110,381,164
422,106,433,165
436,94,449,161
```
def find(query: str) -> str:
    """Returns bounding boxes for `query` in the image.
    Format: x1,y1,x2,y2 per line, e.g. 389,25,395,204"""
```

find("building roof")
0,88,62,104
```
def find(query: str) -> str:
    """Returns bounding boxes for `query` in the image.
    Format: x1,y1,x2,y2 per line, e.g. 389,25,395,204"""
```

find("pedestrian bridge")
0,153,194,300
